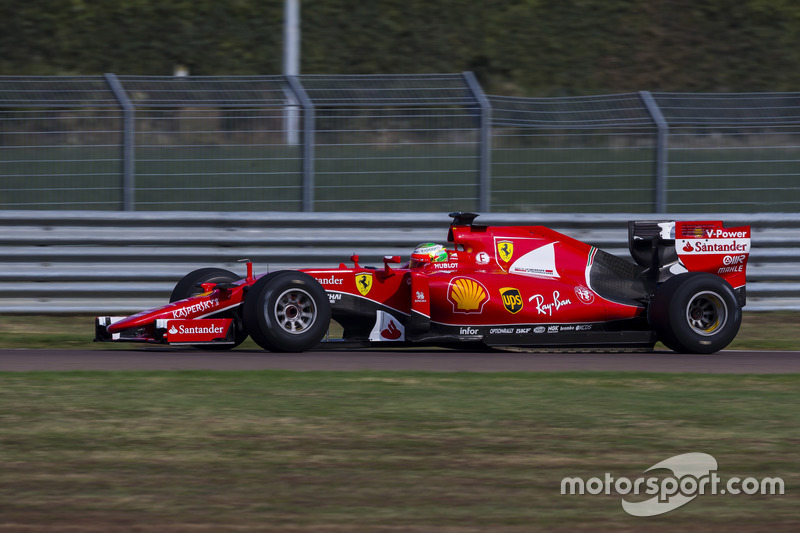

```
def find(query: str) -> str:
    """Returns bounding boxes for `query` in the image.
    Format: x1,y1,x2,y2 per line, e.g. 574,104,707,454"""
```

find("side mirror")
383,255,401,275
199,282,217,293
238,258,254,282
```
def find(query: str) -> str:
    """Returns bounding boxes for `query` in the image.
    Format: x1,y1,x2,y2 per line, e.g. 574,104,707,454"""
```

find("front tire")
649,272,742,354
170,267,248,349
242,271,331,352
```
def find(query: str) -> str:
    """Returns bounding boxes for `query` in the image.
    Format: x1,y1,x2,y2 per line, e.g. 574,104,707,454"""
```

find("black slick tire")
649,272,742,354
242,271,331,352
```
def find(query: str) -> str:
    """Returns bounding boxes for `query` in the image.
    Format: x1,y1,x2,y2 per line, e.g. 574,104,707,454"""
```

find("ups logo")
500,287,523,314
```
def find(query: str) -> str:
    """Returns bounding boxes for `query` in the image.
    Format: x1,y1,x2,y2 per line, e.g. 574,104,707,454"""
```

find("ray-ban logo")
561,452,784,516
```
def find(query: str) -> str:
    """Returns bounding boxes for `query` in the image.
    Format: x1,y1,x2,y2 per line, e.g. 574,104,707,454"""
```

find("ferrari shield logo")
497,240,514,263
356,272,373,296
500,287,523,314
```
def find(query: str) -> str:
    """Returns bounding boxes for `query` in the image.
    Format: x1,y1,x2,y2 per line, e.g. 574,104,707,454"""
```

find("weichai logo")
500,287,523,314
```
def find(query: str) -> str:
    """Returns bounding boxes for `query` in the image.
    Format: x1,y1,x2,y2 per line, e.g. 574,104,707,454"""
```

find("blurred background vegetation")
1,0,799,95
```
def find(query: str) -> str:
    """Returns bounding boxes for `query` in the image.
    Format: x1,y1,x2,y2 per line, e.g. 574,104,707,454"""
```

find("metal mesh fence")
117,75,302,211
0,77,123,209
1,74,799,213
652,92,800,212
489,93,658,213
299,74,483,212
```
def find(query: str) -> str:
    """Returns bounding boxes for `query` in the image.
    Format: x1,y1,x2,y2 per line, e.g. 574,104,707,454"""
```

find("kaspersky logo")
448,277,488,313
171,298,220,319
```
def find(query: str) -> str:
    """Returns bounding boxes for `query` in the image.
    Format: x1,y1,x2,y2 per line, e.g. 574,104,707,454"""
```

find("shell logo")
447,277,489,313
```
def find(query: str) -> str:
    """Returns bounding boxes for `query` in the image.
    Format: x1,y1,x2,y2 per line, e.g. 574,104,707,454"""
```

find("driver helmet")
410,243,448,268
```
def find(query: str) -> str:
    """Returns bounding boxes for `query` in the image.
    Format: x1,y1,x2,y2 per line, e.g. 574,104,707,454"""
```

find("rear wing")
674,221,750,289
629,220,750,303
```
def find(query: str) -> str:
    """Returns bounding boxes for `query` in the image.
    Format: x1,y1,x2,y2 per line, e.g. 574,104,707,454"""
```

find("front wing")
96,316,237,346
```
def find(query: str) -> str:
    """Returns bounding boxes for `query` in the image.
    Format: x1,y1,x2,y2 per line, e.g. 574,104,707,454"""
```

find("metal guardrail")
0,211,796,313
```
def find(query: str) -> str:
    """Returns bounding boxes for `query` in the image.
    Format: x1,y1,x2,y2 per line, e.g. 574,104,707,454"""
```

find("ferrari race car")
95,213,751,354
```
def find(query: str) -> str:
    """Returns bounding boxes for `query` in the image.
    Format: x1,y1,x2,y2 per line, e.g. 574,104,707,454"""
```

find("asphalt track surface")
0,348,799,373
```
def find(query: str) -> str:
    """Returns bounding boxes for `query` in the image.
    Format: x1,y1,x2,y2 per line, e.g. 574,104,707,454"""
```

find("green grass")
0,371,797,532
1,314,798,530
1,311,798,351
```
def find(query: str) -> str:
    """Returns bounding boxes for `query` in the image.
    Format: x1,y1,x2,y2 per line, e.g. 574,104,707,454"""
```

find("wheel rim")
685,291,728,336
273,288,317,334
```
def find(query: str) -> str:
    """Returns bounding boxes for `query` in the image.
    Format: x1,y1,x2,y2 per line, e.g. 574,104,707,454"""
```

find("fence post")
639,91,668,213
462,71,492,213
104,73,135,211
285,75,315,212
283,0,301,145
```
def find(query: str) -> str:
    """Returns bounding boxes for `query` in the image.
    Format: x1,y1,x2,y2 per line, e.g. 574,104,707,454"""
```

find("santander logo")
381,320,402,340
678,238,750,255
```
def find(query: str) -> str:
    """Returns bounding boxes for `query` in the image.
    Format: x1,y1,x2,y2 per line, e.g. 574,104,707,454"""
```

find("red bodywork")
307,225,641,332
97,216,750,350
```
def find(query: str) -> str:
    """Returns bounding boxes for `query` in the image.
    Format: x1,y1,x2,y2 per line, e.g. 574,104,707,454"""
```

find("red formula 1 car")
95,213,751,354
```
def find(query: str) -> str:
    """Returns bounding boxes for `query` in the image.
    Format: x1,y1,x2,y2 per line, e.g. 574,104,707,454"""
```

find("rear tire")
242,271,331,352
170,268,247,349
649,272,741,354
